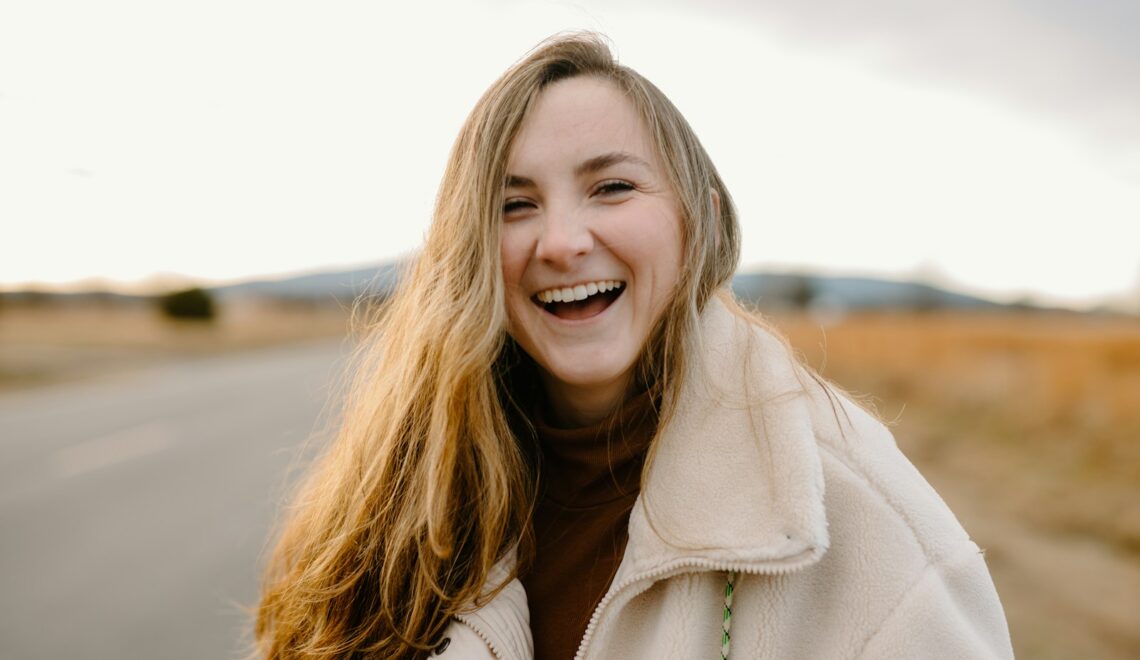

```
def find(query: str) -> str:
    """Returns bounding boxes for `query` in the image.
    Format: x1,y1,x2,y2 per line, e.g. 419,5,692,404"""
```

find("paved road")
0,340,346,660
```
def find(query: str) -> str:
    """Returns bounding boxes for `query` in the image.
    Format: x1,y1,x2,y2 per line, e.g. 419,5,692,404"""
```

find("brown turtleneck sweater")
520,392,658,660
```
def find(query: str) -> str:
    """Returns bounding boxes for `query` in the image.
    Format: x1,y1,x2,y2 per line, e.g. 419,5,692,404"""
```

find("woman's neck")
539,371,633,428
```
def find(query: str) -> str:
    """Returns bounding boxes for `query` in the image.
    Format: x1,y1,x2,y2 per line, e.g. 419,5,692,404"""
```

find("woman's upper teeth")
536,280,623,304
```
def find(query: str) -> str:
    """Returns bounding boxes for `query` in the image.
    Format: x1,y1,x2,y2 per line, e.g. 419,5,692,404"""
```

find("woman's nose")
534,207,593,269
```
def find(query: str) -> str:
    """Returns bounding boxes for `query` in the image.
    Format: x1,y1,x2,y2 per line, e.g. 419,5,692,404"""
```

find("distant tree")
89,291,115,308
157,287,217,321
21,290,51,307
1009,296,1039,313
786,274,816,309
910,285,943,313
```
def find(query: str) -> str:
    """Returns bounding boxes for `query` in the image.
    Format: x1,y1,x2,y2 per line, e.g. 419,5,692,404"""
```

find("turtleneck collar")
532,388,658,508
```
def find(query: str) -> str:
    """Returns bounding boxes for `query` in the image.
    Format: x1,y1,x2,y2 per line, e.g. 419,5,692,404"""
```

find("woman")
255,33,1013,659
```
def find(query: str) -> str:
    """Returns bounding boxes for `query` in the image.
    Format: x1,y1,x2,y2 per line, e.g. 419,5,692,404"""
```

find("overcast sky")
2,0,1137,309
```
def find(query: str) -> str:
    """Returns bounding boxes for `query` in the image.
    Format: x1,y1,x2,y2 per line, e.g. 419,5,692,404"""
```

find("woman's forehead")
507,76,657,173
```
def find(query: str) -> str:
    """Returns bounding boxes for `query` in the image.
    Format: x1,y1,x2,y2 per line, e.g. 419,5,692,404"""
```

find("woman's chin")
539,360,636,404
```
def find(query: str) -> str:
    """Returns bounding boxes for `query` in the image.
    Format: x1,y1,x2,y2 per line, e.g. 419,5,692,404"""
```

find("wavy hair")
254,31,740,658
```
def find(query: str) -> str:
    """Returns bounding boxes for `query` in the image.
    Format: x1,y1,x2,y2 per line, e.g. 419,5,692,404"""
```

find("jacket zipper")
454,614,505,660
573,550,820,660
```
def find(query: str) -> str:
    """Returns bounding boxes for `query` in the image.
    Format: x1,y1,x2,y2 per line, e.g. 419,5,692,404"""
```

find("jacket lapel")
617,296,830,581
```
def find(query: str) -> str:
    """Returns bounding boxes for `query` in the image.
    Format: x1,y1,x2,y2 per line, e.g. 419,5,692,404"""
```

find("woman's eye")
594,180,635,196
503,199,535,215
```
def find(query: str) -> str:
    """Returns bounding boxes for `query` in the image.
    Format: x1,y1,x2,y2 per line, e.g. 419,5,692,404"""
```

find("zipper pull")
720,570,737,659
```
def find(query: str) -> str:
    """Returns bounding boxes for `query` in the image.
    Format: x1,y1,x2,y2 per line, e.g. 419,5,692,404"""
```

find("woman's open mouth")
532,280,625,321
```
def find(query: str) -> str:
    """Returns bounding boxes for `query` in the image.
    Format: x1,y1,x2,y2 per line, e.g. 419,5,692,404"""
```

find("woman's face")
500,75,683,425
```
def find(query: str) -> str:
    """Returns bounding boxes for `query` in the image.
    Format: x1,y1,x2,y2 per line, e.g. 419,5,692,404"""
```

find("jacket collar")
614,295,829,582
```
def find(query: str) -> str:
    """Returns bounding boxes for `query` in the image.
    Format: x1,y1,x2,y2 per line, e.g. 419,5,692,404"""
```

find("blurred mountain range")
0,263,1093,314
211,263,404,302
207,263,1014,312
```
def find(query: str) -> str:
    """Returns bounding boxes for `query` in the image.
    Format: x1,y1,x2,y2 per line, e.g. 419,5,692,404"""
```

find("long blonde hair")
254,31,740,658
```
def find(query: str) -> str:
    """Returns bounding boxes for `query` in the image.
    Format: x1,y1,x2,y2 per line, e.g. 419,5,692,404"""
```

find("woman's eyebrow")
503,152,650,189
575,151,651,177
504,174,535,189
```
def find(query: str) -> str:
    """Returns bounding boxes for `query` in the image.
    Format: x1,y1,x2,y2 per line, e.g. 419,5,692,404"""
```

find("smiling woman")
254,32,1013,659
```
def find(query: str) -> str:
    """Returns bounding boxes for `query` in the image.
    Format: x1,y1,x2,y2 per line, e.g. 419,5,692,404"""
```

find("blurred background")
2,1,1137,658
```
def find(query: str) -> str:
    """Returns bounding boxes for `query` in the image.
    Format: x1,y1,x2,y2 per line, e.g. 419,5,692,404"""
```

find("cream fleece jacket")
434,297,1014,659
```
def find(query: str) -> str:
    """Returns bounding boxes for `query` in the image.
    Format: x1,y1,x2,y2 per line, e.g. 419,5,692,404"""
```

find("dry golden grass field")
2,299,1138,658
770,309,1140,660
